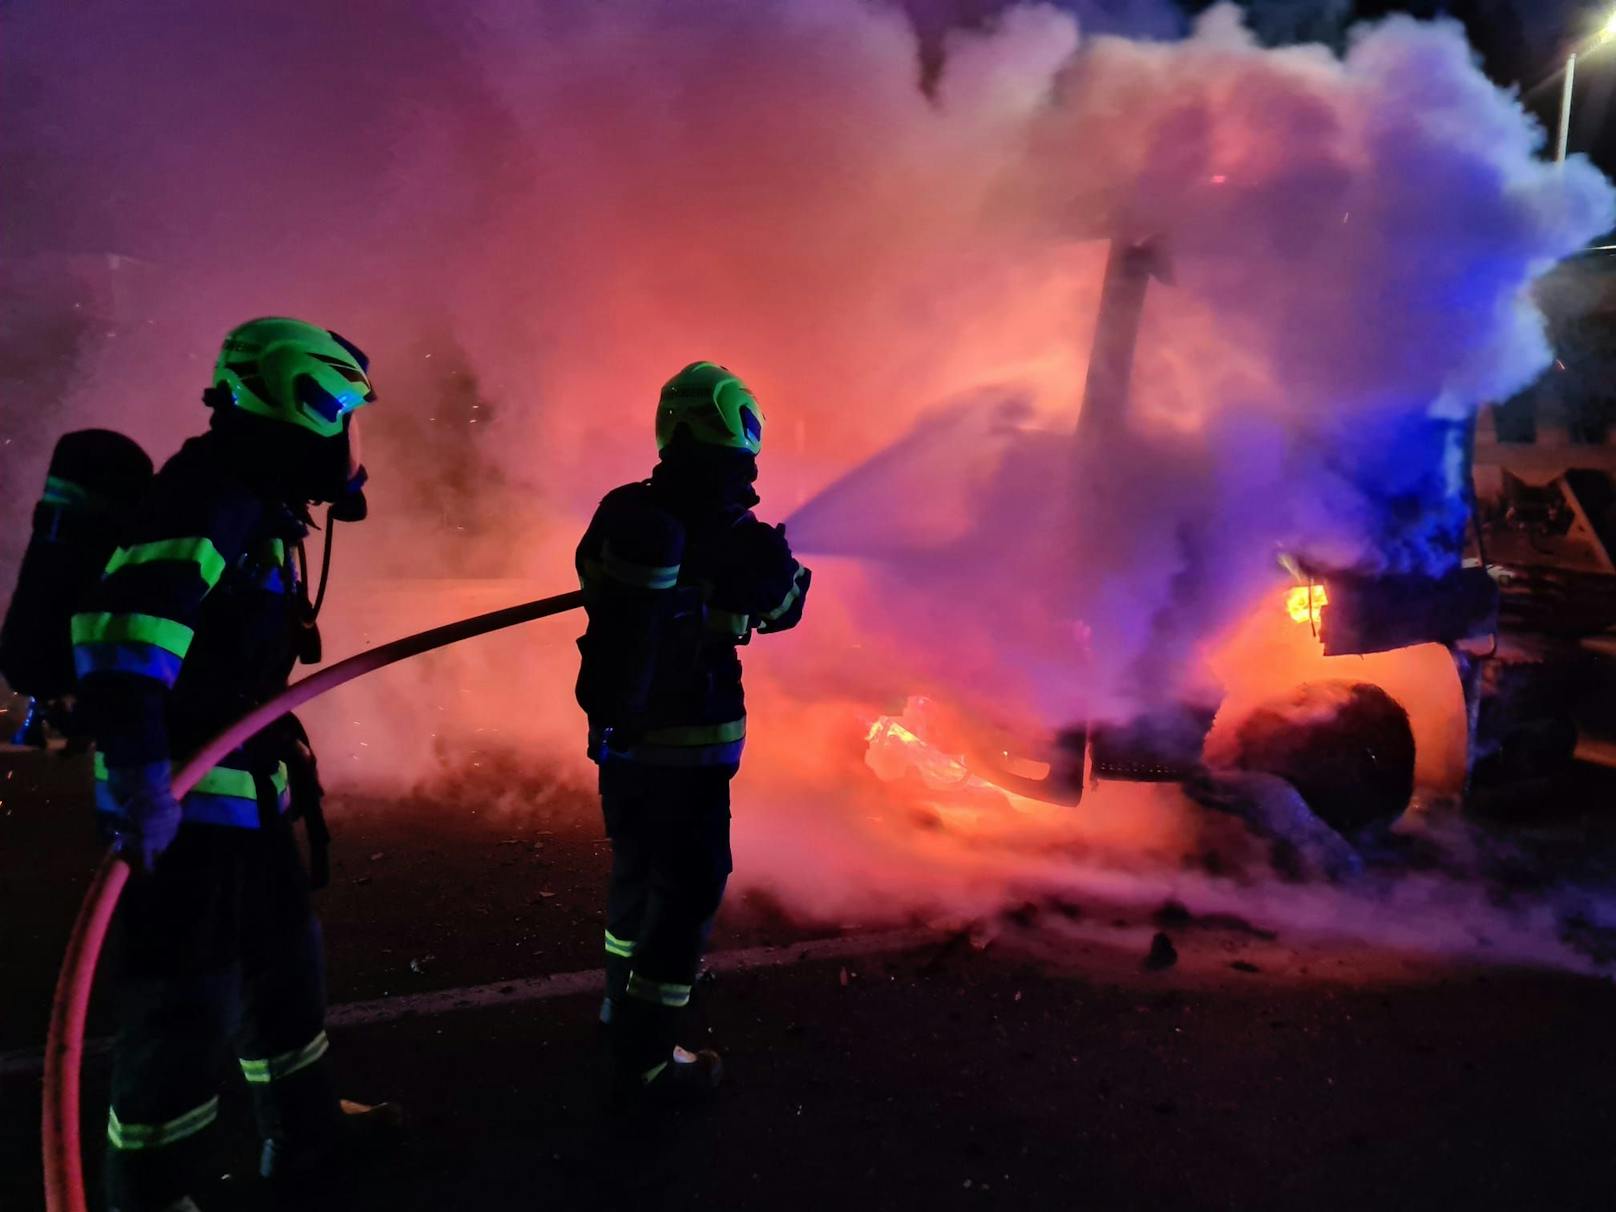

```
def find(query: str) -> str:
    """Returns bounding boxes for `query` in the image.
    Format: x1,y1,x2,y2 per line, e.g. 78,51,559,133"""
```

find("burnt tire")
1230,680,1415,835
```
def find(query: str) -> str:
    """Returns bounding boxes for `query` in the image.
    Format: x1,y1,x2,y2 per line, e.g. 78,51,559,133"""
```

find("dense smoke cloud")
3,2,1612,962
788,5,1614,726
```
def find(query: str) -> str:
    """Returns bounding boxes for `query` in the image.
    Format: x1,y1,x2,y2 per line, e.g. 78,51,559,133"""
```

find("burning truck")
857,237,1616,862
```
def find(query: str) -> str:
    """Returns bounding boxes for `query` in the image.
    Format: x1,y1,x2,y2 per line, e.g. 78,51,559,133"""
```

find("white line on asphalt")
0,928,935,1080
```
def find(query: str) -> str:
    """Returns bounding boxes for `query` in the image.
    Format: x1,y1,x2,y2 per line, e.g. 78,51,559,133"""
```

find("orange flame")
865,714,971,787
1285,583,1328,626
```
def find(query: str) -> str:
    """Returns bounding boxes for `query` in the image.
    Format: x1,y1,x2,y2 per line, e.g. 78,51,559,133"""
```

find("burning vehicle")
860,238,1616,859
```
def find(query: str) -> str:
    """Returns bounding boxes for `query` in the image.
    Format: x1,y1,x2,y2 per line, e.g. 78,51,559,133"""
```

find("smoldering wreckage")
9,2,1616,1209
861,239,1616,851
807,237,1616,938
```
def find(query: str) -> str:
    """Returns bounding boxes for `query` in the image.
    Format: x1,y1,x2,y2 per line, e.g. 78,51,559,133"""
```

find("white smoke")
785,5,1615,723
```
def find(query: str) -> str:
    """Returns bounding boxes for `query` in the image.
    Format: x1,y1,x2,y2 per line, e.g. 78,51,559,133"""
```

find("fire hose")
42,588,585,1212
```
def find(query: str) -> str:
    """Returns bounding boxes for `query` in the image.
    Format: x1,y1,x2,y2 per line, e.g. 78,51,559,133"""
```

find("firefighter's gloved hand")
756,563,810,635
107,762,183,875
602,720,647,754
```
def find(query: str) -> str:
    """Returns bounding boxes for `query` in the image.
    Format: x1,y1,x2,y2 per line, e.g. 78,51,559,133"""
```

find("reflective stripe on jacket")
93,752,291,829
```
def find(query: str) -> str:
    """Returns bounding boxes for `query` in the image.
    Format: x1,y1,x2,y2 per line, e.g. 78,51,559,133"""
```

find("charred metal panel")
1319,568,1498,656
957,725,1087,806
1089,703,1216,782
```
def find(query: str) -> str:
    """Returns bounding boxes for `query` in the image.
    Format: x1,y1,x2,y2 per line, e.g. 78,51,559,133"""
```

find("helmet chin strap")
299,466,366,627
309,509,338,619
292,509,337,666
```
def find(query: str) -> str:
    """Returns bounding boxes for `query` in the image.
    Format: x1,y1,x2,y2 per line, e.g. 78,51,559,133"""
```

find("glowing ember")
862,699,1065,827
1285,583,1328,626
865,713,971,788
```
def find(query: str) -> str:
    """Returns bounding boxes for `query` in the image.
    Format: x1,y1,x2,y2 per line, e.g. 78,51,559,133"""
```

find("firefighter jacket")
74,432,313,829
575,457,810,768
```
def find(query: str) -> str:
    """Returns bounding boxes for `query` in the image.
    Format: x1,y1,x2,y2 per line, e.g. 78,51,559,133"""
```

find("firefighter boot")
643,1045,725,1102
253,1058,404,1189
610,995,723,1105
260,1099,406,1195
601,949,632,1028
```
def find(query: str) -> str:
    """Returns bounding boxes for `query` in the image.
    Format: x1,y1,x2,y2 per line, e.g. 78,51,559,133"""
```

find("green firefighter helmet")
212,317,376,438
655,361,764,456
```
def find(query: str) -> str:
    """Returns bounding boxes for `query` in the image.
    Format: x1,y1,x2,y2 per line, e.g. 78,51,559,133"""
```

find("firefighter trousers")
105,817,339,1212
599,759,734,1074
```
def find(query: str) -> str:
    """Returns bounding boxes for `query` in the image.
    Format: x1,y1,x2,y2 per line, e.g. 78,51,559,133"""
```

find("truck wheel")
1229,681,1415,835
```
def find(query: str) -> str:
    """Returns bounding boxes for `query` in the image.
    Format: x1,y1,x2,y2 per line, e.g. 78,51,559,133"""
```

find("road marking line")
0,928,933,1079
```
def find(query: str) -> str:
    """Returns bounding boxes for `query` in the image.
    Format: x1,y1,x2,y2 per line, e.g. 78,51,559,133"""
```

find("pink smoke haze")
3,2,1612,969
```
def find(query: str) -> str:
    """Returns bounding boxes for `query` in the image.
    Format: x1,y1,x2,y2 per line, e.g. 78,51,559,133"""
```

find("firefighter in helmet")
576,361,811,1100
74,317,397,1210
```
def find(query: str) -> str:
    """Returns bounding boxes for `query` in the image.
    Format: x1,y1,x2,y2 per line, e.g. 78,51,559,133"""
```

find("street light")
1556,9,1616,164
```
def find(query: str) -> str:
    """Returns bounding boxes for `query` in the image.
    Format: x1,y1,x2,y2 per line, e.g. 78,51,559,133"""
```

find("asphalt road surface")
5,745,1616,1211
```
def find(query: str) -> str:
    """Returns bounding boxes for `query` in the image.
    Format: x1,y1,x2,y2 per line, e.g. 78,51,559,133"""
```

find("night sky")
1214,1,1616,174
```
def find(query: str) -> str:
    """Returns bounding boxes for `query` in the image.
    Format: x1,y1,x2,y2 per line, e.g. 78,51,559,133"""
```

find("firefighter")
75,317,396,1211
576,360,811,1101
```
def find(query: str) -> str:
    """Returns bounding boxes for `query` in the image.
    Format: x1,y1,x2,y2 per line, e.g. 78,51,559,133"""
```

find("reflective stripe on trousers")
626,971,693,1008
239,1030,330,1085
107,1097,220,1151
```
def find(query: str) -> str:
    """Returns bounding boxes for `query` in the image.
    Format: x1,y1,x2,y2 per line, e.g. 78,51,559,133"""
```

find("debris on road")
918,928,975,974
1143,932,1178,971
1004,902,1041,929
1153,898,1278,941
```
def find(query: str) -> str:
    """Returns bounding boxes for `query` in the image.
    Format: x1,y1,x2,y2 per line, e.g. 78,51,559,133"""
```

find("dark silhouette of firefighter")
72,317,398,1210
576,361,811,1100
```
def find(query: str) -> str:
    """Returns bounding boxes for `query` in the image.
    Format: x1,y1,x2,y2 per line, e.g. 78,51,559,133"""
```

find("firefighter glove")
107,761,183,875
